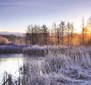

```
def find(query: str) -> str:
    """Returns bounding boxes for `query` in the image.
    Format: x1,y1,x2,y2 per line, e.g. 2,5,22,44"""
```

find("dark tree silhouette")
65,22,74,45
82,18,85,45
25,25,33,44
70,23,74,45
58,21,65,45
55,25,60,45
25,19,88,46
42,25,49,45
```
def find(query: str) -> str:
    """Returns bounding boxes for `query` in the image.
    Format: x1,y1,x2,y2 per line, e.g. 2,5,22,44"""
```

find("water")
0,54,24,84
0,54,45,85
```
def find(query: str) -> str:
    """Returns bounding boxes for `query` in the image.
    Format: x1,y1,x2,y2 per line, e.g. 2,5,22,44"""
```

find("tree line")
25,17,91,46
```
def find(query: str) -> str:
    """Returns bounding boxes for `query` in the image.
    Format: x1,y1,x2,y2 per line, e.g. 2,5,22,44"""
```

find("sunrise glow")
0,0,91,32
88,27,91,33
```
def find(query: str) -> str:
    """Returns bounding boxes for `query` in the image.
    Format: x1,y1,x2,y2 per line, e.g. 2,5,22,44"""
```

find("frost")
0,44,27,54
22,45,48,56
1,45,91,85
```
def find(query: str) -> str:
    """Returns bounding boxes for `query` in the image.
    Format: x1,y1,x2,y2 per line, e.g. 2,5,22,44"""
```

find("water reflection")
0,54,45,84
0,54,23,84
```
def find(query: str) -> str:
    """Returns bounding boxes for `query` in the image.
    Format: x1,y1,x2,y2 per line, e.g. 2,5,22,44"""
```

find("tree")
81,18,88,45
42,25,49,45
82,18,85,45
58,21,65,45
70,23,74,45
66,22,71,45
25,25,33,44
87,17,91,28
53,23,60,45
65,22,74,45
32,25,41,45
25,24,49,45
0,36,9,45
52,23,57,45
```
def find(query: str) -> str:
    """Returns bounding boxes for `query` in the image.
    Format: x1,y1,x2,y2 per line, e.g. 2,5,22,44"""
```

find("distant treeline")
0,18,91,46
0,34,25,44
25,17,91,46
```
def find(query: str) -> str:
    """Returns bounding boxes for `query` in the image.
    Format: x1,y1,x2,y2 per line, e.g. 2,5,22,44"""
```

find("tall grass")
2,46,91,85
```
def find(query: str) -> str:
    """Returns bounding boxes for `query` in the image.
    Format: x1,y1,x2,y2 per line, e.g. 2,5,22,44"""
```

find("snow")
22,46,91,85
1,45,91,85
22,45,48,56
43,46,91,85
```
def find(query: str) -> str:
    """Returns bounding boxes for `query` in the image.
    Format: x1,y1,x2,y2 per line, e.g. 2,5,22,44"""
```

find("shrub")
22,45,48,56
0,36,9,45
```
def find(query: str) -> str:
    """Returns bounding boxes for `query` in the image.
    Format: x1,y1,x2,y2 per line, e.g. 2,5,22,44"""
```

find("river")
0,54,45,85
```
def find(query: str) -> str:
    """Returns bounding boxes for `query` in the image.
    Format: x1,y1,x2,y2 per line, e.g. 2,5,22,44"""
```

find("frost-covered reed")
0,44,28,54
1,46,91,85
18,46,91,85
22,45,48,56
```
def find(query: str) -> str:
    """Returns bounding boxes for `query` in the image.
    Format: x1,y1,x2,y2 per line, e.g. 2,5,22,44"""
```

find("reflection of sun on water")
0,58,22,75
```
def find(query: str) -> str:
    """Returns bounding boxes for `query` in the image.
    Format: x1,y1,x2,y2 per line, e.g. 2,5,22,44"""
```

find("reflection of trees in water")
1,55,45,85
2,72,14,85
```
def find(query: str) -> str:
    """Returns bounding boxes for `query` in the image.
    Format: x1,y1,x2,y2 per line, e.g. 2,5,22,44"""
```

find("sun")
88,27,91,33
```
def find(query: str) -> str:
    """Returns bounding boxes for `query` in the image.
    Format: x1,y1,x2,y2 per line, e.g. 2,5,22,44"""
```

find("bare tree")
25,25,41,45
42,25,49,45
87,17,91,28
70,23,74,45
59,21,65,45
82,18,85,45
66,22,71,45
52,23,58,45
25,25,32,44
54,23,60,45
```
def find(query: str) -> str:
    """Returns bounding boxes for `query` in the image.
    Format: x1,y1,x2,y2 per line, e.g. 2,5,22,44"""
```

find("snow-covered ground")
1,45,91,85
22,45,48,56
18,46,91,85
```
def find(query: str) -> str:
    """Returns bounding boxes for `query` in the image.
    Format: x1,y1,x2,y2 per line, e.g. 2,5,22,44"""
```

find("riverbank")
1,46,91,85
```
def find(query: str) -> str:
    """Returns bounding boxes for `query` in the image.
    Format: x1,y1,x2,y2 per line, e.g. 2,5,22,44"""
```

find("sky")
0,0,91,33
